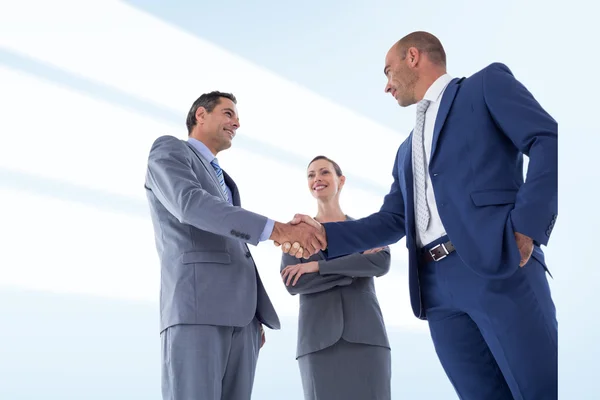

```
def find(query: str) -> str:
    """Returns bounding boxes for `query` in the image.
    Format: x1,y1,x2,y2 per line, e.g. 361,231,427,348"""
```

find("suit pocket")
470,189,518,206
182,251,231,264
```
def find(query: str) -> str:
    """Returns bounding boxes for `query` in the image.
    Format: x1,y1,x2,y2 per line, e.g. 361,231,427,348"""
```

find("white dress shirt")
413,73,453,247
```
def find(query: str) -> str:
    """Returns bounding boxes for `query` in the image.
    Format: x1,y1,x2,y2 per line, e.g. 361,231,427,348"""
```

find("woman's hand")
363,247,385,254
281,261,319,286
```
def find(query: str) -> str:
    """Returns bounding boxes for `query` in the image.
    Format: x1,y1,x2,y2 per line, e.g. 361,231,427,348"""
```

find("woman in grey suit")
280,155,392,400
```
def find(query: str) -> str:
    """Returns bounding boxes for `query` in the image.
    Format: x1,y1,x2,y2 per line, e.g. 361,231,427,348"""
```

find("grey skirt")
297,339,391,400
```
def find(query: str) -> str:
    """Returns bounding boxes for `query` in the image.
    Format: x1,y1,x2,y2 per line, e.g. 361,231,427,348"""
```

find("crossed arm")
280,247,391,294
280,253,353,295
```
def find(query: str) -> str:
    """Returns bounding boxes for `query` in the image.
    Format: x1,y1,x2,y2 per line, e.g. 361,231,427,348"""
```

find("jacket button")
245,252,252,258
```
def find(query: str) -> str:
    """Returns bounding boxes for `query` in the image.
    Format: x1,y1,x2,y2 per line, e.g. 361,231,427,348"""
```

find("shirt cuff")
259,218,275,242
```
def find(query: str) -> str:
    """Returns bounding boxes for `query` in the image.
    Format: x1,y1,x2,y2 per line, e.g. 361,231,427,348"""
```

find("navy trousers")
420,236,557,400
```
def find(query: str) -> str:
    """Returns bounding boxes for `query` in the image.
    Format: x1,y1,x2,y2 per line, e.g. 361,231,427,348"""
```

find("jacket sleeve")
280,253,353,296
483,63,558,246
146,136,268,245
318,247,391,278
323,148,407,258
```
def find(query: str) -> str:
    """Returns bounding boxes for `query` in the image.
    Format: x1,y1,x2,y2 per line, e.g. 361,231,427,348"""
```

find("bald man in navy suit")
282,32,558,400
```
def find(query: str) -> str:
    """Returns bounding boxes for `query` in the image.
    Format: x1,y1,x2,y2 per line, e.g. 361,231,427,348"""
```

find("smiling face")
307,158,345,201
193,96,240,155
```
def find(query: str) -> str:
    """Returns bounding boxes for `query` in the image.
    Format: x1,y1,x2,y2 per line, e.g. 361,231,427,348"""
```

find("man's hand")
260,324,265,349
363,247,385,254
515,232,534,267
271,214,327,259
281,261,319,286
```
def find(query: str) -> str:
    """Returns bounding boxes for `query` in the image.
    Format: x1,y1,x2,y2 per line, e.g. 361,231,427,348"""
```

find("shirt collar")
187,137,216,163
423,73,453,104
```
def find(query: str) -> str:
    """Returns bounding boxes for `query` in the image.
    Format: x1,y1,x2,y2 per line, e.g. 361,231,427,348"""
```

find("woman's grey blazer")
280,232,391,359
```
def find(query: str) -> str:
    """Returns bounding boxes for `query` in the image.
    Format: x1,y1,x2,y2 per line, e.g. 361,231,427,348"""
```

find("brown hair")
308,155,343,177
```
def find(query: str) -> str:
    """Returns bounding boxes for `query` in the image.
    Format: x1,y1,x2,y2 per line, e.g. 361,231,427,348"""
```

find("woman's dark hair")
308,155,343,177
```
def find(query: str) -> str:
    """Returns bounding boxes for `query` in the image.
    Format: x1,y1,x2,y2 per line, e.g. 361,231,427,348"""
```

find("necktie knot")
210,159,224,176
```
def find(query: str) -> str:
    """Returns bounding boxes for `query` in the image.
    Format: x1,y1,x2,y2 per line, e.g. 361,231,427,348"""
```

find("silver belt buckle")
429,243,449,261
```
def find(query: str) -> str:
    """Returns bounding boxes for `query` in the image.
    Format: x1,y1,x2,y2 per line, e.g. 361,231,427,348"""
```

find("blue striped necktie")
210,158,230,203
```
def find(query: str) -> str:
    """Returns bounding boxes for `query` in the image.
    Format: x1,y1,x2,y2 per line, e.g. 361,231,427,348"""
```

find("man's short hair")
397,31,446,66
186,91,237,134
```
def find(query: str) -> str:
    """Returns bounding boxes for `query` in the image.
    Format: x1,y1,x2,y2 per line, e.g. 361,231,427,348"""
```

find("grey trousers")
298,339,392,400
161,318,261,400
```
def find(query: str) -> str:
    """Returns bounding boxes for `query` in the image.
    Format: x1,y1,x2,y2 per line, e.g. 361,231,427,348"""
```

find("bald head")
394,31,446,67
384,31,447,107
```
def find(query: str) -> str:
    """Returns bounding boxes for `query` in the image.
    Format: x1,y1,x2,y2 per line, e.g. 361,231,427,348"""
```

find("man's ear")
195,106,207,124
407,47,420,67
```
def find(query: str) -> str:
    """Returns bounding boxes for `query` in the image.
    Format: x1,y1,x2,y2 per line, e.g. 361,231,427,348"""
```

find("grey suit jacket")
145,135,280,332
280,224,391,358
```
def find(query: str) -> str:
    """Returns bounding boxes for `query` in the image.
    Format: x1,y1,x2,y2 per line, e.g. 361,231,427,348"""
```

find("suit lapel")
223,170,248,252
185,141,227,202
430,78,461,160
185,141,249,250
223,171,240,206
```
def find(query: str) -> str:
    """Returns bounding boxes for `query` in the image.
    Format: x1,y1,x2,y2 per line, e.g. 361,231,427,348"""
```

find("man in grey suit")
145,91,326,400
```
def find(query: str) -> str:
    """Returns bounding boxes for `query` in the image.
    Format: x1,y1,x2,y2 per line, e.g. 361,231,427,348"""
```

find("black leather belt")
421,240,455,263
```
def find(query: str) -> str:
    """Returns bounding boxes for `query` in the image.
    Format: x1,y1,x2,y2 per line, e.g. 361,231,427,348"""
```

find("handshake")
270,214,327,259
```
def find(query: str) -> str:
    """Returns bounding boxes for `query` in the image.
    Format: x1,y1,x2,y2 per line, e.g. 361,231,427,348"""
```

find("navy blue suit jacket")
323,63,558,319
